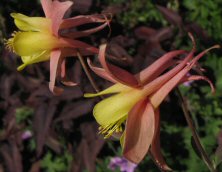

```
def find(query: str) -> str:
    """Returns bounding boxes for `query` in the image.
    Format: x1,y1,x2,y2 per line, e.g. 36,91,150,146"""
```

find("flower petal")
62,22,109,39
150,66,195,108
136,49,194,98
136,50,186,84
49,49,63,95
99,44,139,87
40,0,52,18
150,109,172,171
136,33,196,85
120,131,126,148
123,99,155,164
41,0,73,36
12,32,66,56
17,64,27,71
61,81,77,87
57,48,97,60
60,59,66,78
93,90,144,126
17,50,50,71
11,13,51,32
84,83,129,98
87,58,117,83
60,14,110,29
62,38,99,54
181,75,215,94
59,59,77,87
150,45,219,108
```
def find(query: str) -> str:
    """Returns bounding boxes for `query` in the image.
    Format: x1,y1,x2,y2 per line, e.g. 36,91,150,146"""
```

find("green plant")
105,0,167,28
183,0,222,41
41,151,72,172
15,106,34,124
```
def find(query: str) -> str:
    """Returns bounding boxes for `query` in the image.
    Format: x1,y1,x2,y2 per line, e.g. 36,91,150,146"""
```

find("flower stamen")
99,117,125,139
4,31,19,52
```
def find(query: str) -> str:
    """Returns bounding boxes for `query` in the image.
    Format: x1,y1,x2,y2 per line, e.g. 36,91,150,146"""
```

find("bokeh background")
0,0,222,171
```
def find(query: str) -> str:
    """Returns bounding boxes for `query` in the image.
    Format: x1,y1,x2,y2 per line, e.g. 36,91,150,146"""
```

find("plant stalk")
77,52,100,93
177,88,218,172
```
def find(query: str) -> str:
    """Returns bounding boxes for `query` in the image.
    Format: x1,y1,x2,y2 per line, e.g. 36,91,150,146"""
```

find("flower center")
99,116,126,139
4,31,18,52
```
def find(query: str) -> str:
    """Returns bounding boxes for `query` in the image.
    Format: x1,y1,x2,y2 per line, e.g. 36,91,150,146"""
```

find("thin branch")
176,88,218,172
76,51,100,93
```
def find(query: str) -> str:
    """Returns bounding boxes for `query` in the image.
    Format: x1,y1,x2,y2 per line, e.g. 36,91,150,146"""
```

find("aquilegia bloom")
85,34,219,170
5,0,110,94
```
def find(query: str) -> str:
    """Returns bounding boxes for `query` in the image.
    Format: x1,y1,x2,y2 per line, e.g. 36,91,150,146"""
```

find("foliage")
41,151,72,172
204,54,222,93
105,0,167,28
178,82,222,171
182,0,222,41
15,106,34,124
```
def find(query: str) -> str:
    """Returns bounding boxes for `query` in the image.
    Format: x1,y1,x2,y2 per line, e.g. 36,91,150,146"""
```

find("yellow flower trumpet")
85,34,219,169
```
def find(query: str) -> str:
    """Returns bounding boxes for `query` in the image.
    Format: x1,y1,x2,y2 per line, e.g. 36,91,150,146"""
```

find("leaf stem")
176,88,218,172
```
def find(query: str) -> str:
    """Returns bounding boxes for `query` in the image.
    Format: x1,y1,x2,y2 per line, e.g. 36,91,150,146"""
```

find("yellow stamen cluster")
99,117,125,139
4,31,18,52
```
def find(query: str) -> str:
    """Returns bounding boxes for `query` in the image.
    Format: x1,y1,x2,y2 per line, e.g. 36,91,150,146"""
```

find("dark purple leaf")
71,122,104,172
33,100,57,157
185,22,211,43
80,122,104,157
73,61,82,85
102,4,123,15
0,141,23,172
55,100,94,122
106,43,133,67
46,136,63,154
157,5,183,28
71,0,92,13
29,161,40,172
135,27,157,40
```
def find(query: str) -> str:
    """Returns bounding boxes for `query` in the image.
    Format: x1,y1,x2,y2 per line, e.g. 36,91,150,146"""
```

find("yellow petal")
84,83,131,98
93,89,144,127
17,64,27,71
12,32,66,56
120,131,125,148
17,50,51,71
11,13,51,33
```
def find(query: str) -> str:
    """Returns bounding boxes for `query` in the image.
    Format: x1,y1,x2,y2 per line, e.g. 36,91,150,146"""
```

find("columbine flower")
85,34,219,170
108,156,137,172
5,0,110,95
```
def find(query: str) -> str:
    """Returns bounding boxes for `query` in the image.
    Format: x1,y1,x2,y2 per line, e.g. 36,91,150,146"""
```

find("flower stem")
77,52,100,93
176,88,218,172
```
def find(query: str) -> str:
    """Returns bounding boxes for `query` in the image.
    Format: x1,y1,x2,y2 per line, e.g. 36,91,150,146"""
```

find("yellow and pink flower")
85,34,219,169
5,0,110,95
